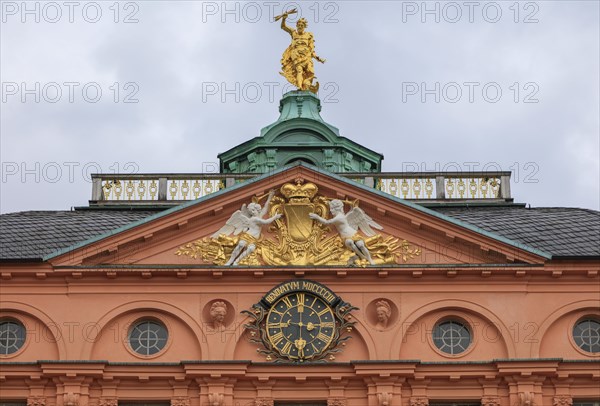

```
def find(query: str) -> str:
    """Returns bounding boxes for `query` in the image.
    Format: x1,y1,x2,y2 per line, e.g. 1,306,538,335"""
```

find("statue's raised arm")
260,189,276,217
275,8,296,35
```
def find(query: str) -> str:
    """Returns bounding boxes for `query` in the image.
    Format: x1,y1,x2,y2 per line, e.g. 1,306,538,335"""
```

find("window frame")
572,317,600,355
0,318,27,357
126,318,170,358
430,317,474,357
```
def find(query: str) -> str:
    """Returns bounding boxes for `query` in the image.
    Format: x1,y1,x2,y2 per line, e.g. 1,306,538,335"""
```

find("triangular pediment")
47,164,550,267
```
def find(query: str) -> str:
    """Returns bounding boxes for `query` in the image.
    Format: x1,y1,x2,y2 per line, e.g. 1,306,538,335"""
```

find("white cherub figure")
212,190,282,266
309,199,383,265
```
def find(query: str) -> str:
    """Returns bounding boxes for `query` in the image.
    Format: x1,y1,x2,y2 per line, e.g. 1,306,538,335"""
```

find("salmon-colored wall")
90,309,202,362
1,169,599,404
2,275,599,363
2,272,599,405
539,307,600,359
0,310,59,361
398,309,509,361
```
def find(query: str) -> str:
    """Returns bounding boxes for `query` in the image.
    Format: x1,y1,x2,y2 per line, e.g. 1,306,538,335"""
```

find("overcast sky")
1,0,598,213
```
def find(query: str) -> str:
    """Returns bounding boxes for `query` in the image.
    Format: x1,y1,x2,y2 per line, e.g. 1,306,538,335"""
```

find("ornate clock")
243,280,357,362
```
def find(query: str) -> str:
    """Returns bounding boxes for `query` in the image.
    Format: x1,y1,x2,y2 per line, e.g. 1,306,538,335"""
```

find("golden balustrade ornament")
175,179,421,266
100,177,500,202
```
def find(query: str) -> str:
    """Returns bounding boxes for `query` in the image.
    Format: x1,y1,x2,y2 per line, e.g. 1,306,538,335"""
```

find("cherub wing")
240,203,252,218
346,207,383,237
211,210,250,238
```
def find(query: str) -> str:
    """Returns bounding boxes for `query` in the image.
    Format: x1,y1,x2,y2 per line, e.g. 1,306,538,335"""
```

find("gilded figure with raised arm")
275,9,325,93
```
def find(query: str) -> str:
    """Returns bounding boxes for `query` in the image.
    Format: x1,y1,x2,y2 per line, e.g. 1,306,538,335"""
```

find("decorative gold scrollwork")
192,180,202,199
149,179,158,199
469,178,477,198
169,180,178,199
204,180,214,194
125,180,134,200
400,178,409,198
176,180,421,266
457,179,466,198
413,178,422,199
181,180,190,199
389,179,398,196
425,178,434,198
137,181,146,199
446,179,455,198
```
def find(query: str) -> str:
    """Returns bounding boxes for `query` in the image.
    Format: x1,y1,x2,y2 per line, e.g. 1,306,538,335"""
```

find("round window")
0,320,26,355
573,318,600,354
128,320,168,356
432,320,471,355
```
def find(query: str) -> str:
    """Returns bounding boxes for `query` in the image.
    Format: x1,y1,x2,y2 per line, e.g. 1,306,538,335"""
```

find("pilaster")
253,378,274,406
327,377,348,406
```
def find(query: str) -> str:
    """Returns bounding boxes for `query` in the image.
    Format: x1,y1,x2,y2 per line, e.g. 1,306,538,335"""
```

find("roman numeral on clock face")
317,308,330,317
316,332,330,342
271,331,284,346
281,341,292,354
282,297,293,308
297,293,305,312
320,322,335,328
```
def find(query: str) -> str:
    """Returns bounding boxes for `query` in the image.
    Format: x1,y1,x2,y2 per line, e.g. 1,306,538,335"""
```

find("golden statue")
275,9,326,93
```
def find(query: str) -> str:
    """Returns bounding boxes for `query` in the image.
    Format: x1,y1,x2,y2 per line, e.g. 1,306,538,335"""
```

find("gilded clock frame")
243,280,357,363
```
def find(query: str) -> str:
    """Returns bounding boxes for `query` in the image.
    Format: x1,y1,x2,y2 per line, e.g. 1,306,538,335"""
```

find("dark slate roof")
0,210,159,261
1,206,598,261
433,206,600,258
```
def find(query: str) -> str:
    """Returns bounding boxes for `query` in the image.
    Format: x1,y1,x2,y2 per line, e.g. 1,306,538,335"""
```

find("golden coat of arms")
176,179,421,266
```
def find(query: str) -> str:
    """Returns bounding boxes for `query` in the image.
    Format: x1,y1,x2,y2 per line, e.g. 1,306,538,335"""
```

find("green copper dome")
218,90,383,174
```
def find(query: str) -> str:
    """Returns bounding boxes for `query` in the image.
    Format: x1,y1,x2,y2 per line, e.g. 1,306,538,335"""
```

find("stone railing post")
225,177,236,188
435,175,445,200
92,177,104,201
500,174,512,199
158,177,168,201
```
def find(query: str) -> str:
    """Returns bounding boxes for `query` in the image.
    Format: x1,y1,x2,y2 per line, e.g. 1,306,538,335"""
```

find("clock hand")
306,322,334,331
296,309,305,359
267,322,290,328
294,337,306,359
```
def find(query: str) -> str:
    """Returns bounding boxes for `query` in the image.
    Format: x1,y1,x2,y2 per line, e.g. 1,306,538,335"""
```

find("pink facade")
1,166,599,406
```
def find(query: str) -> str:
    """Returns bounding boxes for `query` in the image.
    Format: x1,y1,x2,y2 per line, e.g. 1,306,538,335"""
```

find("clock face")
266,292,336,361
